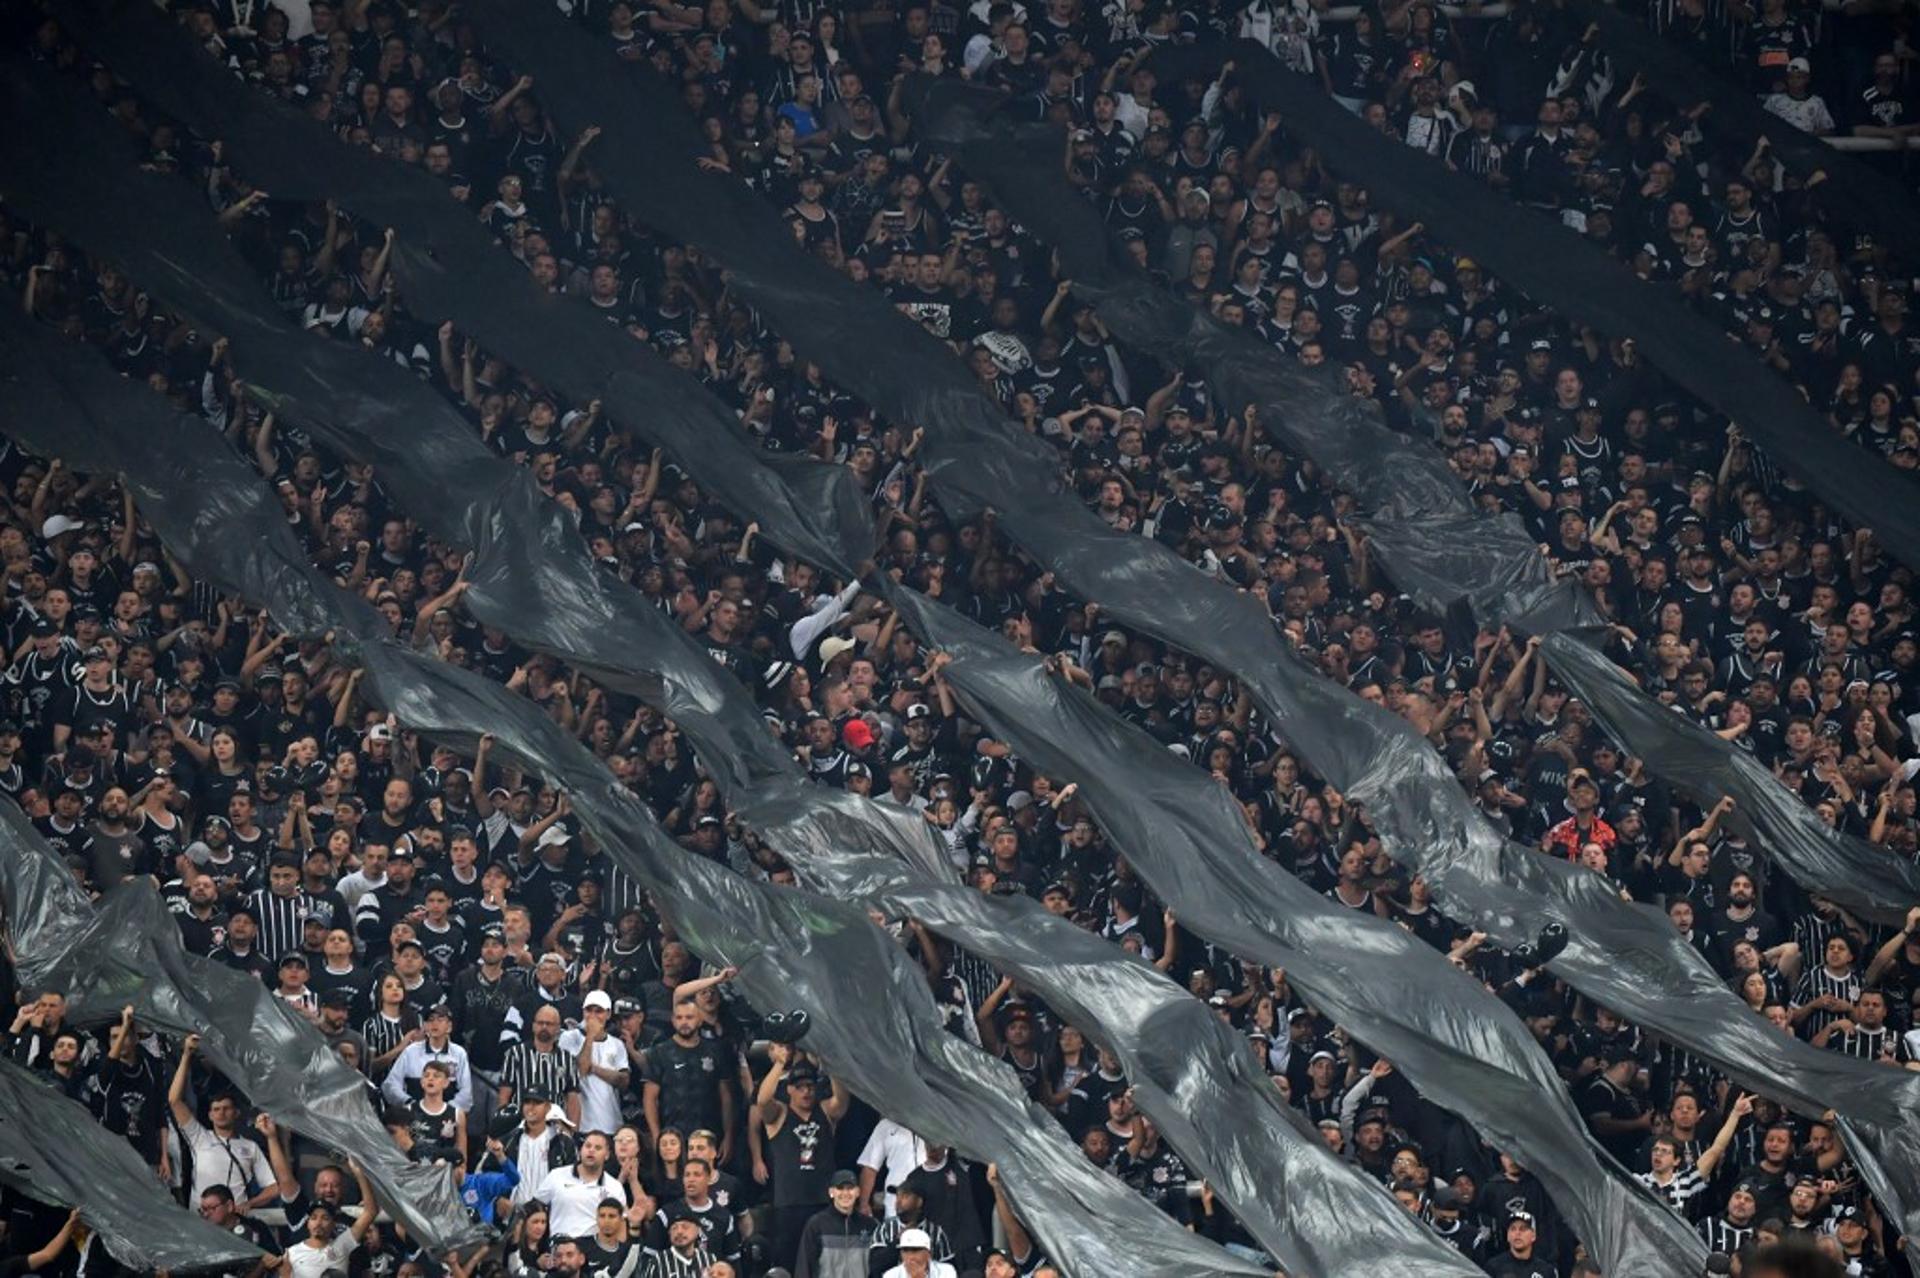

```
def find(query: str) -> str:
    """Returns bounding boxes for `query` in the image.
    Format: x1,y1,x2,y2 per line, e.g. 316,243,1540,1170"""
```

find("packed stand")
3,0,1920,1275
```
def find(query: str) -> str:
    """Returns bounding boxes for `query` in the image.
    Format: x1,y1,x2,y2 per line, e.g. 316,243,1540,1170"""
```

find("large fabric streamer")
0,49,1496,1273
904,83,1920,1239
909,81,1920,924
343,2,1920,1243
0,1049,263,1271
26,0,1920,1262
0,304,1277,1278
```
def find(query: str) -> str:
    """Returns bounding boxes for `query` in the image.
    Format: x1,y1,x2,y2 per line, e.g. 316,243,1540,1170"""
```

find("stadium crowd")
2,0,1919,1274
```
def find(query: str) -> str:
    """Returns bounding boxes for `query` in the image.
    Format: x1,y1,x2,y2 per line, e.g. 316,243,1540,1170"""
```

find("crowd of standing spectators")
3,0,1919,1275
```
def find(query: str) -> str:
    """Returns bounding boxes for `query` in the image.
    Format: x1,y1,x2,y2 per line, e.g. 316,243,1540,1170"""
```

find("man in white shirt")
857,1118,924,1218
883,1228,957,1278
507,1088,576,1208
382,1003,474,1110
1763,58,1836,135
538,1130,625,1237
333,843,388,913
558,990,631,1138
168,1033,273,1211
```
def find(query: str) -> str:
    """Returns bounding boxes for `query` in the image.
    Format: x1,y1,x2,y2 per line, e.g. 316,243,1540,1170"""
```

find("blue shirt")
459,1158,521,1225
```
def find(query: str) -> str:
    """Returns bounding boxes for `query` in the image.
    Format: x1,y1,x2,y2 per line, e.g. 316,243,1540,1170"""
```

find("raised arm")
26,1210,81,1272
256,1114,301,1201
347,1161,379,1242
1695,1094,1754,1179
168,1032,200,1130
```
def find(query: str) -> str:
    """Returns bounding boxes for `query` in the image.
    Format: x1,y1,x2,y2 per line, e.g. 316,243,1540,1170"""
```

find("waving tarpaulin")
0,52,1496,1276
0,1050,263,1272
7,21,1731,1273
329,0,1920,1244
0,306,1279,1278
875,585,1708,1275
0,321,486,1254
907,77,1920,926
26,0,1920,1258
904,82,1920,1239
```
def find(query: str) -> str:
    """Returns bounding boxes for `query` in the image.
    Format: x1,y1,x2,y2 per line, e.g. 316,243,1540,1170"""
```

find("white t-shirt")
557,1028,630,1138
540,1166,625,1238
857,1119,924,1217
285,1230,358,1278
1762,92,1835,134
180,1117,268,1204
511,1123,564,1207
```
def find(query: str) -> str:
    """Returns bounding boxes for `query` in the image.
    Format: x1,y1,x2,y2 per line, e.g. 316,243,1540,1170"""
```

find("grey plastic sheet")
289,4,1920,1240
1132,41,1920,573
31,2,1919,1261
0,317,1273,1278
11,26,1654,1272
349,648,1274,1278
225,0,1920,1250
1562,0,1920,268
0,308,491,1253
904,84,1920,1238
0,1051,263,1272
0,47,1466,1275
911,78,1920,923
876,587,1704,1277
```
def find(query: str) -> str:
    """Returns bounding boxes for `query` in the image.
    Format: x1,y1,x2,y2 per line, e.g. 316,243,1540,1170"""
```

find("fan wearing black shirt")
642,1001,737,1161
1485,1212,1558,1278
582,1198,643,1278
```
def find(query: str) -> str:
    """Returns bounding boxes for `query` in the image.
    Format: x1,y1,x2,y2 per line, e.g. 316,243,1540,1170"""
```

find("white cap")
818,636,857,664
583,990,612,1012
41,514,86,539
537,825,572,849
898,1228,932,1250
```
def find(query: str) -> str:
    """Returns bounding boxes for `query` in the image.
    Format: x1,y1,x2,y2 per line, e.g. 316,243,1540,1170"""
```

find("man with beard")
642,1000,736,1164
886,703,955,791
1711,871,1788,975
1813,988,1900,1063
499,1002,582,1125
1699,1180,1761,1254
85,784,149,890
540,1130,625,1239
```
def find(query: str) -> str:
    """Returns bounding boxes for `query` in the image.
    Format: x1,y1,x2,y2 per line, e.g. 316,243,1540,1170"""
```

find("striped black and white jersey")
361,1011,414,1063
1790,913,1847,965
643,1242,714,1278
869,1215,956,1264
948,946,1002,1014
1824,1023,1898,1063
1637,1166,1711,1217
499,1041,580,1103
1794,965,1862,1039
1446,130,1507,182
248,888,317,962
